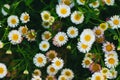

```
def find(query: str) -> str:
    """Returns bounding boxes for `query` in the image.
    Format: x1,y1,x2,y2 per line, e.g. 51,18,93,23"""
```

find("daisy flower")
89,63,101,73
58,0,74,8
71,11,84,24
1,4,10,16
41,11,51,22
39,41,50,52
105,56,118,68
46,50,57,61
82,57,93,68
89,0,100,8
76,0,86,5
53,32,68,47
46,75,56,80
80,29,95,44
33,53,47,67
58,75,67,80
41,31,52,41
104,0,114,6
108,69,117,79
0,63,7,78
0,41,4,48
8,30,22,45
47,65,58,76
19,25,28,36
93,27,104,37
7,15,19,28
61,68,74,79
85,53,93,58
108,15,120,29
99,22,108,31
91,72,105,80
42,21,51,29
49,16,55,23
100,67,110,79
32,69,41,77
105,51,118,58
20,12,30,23
52,57,64,70
67,26,78,38
26,29,36,41
56,4,71,18
102,42,115,53
77,42,92,53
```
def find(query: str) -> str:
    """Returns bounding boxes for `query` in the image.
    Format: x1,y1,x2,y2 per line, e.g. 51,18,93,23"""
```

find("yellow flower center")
59,36,65,41
92,2,97,6
95,76,101,80
62,0,71,5
44,14,50,20
22,27,28,34
108,58,115,64
50,67,55,72
74,13,81,21
95,29,102,36
102,69,108,74
42,44,47,48
61,77,66,80
11,18,17,24
12,34,19,41
70,29,75,35
0,67,4,74
47,76,54,80
81,44,88,49
55,60,61,66
113,19,119,25
105,44,113,52
48,53,55,60
84,34,91,42
85,60,90,65
100,23,107,30
65,71,71,76
44,33,51,39
37,57,43,63
24,15,29,21
106,0,111,3
60,8,67,14
80,0,85,3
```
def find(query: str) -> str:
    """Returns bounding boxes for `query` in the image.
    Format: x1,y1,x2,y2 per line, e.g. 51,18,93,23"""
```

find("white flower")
56,4,71,18
41,11,51,22
58,75,67,80
82,57,93,68
39,41,50,52
80,29,95,44
53,32,68,47
108,15,120,29
67,26,78,38
58,0,74,8
0,41,4,48
77,42,92,53
42,21,51,29
93,27,104,37
104,0,114,6
108,69,117,79
8,30,22,45
0,63,7,78
47,65,58,76
76,0,86,5
7,15,19,28
1,4,10,16
52,57,64,70
33,53,47,67
100,67,110,78
41,31,52,41
91,72,104,80
105,56,118,68
89,0,100,8
71,11,84,24
31,76,42,80
105,51,118,58
61,68,74,79
20,12,30,23
19,25,28,36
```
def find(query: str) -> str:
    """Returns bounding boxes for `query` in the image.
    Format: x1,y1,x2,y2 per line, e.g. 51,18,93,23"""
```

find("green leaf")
25,0,33,6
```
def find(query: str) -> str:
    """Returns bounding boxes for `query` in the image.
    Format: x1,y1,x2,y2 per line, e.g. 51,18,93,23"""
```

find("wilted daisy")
89,0,100,8
67,26,78,38
108,15,120,29
93,27,104,37
104,0,114,6
77,42,92,53
105,56,118,68
61,68,74,79
58,75,67,80
46,50,57,61
105,51,118,58
20,12,30,23
0,63,7,78
85,53,93,58
76,0,86,5
71,11,84,24
41,11,51,22
26,29,36,41
53,32,68,47
108,69,117,79
58,0,74,8
47,65,58,76
7,15,19,28
0,41,4,49
8,30,22,45
39,41,50,52
52,57,64,70
19,25,28,36
41,31,52,41
42,21,51,29
102,42,115,53
32,69,41,77
46,75,56,80
89,63,101,73
99,22,108,31
96,35,105,43
49,16,55,23
33,53,47,67
91,72,104,80
80,29,95,44
1,4,10,16
82,57,93,68
56,4,71,18
100,67,110,79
